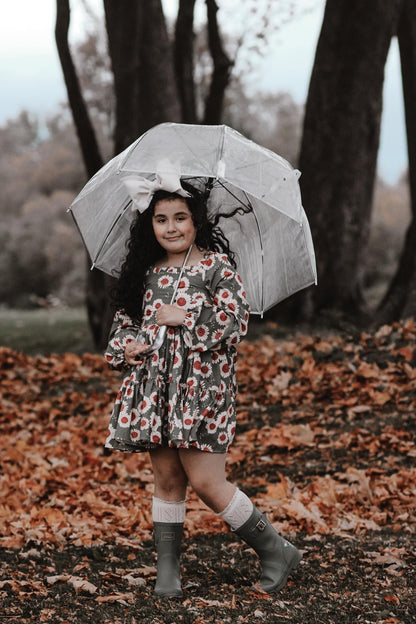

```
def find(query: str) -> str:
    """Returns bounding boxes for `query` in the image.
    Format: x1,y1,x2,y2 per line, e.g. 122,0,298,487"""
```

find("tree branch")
377,0,416,321
174,0,198,123
55,0,103,177
103,0,142,153
203,0,233,124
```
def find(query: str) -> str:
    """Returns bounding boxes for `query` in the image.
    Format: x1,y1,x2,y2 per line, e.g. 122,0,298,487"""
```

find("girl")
105,180,301,597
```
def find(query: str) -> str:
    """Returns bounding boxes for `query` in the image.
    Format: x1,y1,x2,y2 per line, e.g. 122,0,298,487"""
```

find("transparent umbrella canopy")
69,122,317,315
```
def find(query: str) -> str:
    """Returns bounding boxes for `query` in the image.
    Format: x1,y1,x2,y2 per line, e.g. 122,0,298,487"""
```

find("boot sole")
154,589,183,598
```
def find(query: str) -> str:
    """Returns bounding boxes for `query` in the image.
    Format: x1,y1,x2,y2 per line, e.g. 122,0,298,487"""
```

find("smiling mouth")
165,236,182,241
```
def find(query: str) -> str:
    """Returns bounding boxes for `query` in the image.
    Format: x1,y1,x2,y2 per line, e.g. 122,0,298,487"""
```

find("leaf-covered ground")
1,320,415,623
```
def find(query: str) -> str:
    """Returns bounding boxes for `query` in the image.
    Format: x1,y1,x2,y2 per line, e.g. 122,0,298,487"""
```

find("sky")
0,0,407,184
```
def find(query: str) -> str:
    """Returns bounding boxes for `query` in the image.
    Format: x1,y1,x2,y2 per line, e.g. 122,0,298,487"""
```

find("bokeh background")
0,0,413,353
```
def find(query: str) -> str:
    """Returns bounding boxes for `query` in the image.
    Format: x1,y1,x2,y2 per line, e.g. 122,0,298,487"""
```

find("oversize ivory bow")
121,163,191,213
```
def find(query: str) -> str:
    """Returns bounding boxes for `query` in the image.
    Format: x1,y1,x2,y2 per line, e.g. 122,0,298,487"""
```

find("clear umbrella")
69,122,317,314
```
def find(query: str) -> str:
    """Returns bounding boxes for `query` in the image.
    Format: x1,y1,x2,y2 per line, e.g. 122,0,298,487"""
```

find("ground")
0,313,415,623
0,531,415,624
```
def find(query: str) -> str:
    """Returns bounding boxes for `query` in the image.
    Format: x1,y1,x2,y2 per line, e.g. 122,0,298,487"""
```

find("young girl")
105,180,301,597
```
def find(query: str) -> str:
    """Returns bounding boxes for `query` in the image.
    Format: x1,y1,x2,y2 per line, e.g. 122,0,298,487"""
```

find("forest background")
0,0,413,350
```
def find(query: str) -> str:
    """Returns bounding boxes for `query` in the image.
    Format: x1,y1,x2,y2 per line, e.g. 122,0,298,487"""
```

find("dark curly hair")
113,180,240,319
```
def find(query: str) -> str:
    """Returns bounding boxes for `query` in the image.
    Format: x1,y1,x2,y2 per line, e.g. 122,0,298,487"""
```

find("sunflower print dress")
104,252,250,453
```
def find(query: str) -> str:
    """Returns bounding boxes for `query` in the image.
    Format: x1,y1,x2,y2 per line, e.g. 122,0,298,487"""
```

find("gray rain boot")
234,506,302,593
154,522,183,597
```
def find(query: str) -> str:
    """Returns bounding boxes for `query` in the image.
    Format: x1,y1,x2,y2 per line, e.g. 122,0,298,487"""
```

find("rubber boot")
154,522,183,597
233,506,302,593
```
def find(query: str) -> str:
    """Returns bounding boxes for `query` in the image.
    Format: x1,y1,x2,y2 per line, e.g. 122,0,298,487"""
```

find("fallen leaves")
0,318,415,552
255,424,316,449
47,574,98,594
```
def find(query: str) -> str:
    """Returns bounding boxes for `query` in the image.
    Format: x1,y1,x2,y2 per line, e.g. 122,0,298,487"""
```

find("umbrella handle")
138,325,167,356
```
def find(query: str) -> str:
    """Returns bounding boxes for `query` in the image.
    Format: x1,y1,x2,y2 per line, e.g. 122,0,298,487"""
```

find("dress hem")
105,439,229,454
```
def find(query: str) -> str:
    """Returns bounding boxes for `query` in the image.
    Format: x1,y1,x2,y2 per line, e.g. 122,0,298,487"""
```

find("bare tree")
55,0,103,177
56,0,110,348
297,0,403,322
378,0,416,322
203,0,233,124
174,0,198,123
56,0,181,348
103,0,180,154
55,0,297,345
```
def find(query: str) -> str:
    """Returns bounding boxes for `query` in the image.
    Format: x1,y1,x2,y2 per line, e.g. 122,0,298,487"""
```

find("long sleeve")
181,255,250,352
104,310,140,370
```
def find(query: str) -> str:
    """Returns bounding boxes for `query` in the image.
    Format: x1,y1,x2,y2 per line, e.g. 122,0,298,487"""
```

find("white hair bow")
121,162,191,213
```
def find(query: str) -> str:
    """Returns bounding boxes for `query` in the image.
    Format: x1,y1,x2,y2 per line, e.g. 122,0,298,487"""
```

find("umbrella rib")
91,198,132,269
214,178,252,211
118,134,148,171
279,220,290,298
217,125,226,174
67,208,92,265
214,177,265,314
242,189,265,316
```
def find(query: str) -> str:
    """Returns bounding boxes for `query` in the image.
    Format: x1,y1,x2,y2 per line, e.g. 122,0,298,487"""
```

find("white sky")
0,0,407,183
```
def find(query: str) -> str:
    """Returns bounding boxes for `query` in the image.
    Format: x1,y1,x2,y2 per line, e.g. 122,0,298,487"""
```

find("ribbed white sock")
218,488,254,530
152,496,186,523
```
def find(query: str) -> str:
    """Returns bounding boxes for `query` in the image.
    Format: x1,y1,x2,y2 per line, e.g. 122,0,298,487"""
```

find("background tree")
0,8,309,316
103,0,181,153
0,113,86,308
56,0,108,347
377,0,416,322
174,0,198,123
55,0,183,348
54,0,239,347
51,0,416,346
297,0,403,323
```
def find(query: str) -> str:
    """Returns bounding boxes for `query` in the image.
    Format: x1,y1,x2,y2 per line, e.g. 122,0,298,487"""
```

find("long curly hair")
113,180,242,319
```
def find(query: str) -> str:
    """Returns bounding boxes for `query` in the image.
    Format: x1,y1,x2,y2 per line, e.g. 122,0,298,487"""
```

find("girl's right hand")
124,341,149,365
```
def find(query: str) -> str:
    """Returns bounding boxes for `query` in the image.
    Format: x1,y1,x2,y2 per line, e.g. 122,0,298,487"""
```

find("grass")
0,307,95,355
0,306,342,358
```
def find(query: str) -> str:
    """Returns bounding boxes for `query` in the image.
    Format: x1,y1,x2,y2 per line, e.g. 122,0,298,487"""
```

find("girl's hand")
124,341,150,365
156,304,187,327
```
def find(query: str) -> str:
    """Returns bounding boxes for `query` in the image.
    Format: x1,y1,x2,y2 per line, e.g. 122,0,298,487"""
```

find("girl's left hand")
156,304,187,327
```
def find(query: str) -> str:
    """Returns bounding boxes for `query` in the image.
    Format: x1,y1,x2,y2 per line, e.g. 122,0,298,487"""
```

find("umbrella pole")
138,245,194,355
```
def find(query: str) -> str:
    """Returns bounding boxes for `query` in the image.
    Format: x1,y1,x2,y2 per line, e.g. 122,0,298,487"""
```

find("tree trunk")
55,0,110,350
138,0,181,134
203,0,233,124
297,0,402,320
104,0,180,151
103,0,142,154
55,0,103,176
174,0,198,122
98,0,180,348
377,0,416,322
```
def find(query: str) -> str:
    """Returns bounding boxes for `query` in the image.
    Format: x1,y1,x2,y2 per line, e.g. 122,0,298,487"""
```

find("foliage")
0,320,415,621
0,112,86,307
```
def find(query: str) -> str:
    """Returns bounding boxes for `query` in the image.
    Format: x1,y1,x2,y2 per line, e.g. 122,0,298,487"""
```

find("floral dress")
104,252,250,454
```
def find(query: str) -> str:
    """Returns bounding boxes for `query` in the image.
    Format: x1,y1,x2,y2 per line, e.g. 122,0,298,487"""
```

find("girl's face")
152,198,196,256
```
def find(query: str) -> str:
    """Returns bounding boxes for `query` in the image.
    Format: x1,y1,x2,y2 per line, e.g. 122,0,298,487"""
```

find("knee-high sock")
152,496,186,523
218,488,253,530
